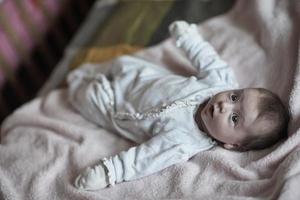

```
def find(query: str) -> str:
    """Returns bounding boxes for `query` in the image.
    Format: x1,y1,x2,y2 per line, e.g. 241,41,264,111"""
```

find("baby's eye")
231,113,239,124
230,93,239,102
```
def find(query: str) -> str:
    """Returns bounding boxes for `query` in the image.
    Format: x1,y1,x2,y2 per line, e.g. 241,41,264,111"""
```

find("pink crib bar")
0,0,95,122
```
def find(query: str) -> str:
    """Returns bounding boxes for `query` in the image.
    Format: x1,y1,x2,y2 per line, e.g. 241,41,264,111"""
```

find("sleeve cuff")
102,158,116,186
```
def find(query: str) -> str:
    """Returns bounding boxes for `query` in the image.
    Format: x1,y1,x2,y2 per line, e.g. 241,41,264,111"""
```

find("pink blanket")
1,0,300,199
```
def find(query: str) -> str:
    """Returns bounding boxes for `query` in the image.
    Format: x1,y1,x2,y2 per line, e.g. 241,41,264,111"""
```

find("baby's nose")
219,101,230,113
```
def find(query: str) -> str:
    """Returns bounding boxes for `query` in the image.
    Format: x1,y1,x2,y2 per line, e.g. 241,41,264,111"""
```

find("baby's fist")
75,162,109,191
169,21,190,38
169,21,197,38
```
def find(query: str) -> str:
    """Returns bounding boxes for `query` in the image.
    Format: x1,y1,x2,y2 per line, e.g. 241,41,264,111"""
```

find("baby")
67,21,290,190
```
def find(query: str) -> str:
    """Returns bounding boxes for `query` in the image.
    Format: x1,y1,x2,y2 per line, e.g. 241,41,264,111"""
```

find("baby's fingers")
169,21,190,38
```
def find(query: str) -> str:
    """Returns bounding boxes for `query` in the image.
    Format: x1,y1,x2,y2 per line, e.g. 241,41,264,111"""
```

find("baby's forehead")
236,88,281,138
240,88,261,98
239,89,262,127
246,107,277,137
247,116,276,138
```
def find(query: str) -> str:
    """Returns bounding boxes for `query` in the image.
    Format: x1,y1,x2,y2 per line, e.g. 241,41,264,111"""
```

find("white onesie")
67,23,238,186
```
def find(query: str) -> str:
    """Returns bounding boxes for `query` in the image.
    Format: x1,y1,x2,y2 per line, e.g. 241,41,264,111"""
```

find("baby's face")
199,88,269,149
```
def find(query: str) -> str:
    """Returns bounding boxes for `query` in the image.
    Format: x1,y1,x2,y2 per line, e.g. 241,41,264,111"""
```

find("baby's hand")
169,21,198,38
74,161,109,191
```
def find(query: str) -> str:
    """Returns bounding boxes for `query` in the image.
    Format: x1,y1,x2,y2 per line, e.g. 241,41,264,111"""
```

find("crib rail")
0,0,96,122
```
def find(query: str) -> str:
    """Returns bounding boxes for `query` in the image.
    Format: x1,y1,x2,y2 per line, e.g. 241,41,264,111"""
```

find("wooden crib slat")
15,0,58,68
0,2,43,86
0,0,97,123
0,53,27,102
0,94,10,121
37,0,69,50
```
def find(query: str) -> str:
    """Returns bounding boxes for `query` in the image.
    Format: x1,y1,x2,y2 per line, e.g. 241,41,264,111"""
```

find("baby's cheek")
214,118,226,132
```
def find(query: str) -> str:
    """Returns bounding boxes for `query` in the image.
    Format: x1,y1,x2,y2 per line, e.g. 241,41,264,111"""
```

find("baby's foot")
75,162,109,191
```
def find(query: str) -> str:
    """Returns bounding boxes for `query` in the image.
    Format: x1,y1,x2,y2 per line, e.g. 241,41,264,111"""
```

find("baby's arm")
169,21,237,86
75,130,198,190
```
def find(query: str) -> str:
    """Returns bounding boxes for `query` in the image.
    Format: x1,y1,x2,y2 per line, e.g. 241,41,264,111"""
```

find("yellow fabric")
70,44,142,69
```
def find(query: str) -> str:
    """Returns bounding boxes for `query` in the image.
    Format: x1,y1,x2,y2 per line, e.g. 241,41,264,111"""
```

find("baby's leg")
67,67,115,131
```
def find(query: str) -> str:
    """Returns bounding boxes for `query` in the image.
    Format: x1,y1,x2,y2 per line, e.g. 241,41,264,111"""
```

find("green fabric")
91,0,174,47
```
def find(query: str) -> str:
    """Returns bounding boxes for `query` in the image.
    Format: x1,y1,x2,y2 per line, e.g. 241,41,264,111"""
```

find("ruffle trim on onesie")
114,99,199,121
102,158,116,186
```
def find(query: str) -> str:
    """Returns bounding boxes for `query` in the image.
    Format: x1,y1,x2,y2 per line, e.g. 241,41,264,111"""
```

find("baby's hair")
240,88,290,151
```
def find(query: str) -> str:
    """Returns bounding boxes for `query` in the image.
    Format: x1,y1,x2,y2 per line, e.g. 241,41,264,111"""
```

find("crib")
0,0,95,122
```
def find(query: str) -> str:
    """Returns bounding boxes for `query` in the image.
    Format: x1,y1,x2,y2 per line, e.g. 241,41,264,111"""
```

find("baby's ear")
223,143,239,150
